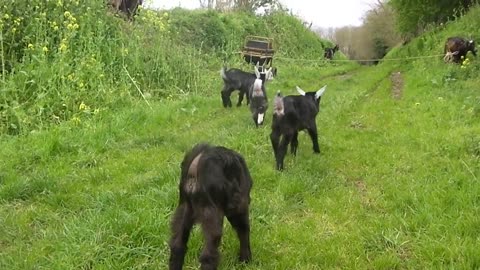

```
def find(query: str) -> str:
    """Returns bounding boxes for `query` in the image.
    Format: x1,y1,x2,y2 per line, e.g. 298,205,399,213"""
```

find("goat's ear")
296,86,306,96
315,85,327,100
254,66,261,78
266,67,273,80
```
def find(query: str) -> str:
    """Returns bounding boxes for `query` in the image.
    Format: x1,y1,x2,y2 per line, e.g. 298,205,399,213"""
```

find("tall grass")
0,1,331,135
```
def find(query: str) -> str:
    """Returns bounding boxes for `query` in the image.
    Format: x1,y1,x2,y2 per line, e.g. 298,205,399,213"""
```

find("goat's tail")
219,66,228,81
273,91,284,116
181,143,211,181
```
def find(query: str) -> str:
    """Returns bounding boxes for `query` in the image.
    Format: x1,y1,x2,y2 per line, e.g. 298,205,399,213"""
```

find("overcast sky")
148,0,377,28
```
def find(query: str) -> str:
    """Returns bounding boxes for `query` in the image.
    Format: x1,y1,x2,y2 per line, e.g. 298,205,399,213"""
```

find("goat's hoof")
239,254,252,263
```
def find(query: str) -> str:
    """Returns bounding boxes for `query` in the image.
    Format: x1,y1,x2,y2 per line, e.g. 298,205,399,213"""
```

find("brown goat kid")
109,0,143,19
169,143,253,270
444,37,477,63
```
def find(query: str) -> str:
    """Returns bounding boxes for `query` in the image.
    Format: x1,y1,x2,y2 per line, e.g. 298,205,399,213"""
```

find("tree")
327,0,401,64
389,0,475,36
199,0,279,12
199,0,215,9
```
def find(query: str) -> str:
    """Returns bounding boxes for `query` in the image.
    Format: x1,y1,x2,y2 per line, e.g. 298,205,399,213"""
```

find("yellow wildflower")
71,116,81,125
53,25,59,31
42,46,48,53
3,14,9,19
59,39,68,52
27,43,34,49
79,102,86,111
67,73,74,81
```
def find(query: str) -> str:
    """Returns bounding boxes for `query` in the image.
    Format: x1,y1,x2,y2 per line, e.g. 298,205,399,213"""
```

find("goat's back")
284,95,319,117
221,68,256,90
445,37,467,53
180,144,253,212
272,95,319,131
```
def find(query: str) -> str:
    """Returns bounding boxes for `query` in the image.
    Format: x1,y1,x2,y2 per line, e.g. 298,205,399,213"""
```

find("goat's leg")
221,87,233,108
199,207,224,270
227,212,252,263
237,91,245,107
270,131,280,167
307,125,320,153
290,131,299,156
276,134,292,170
169,203,194,270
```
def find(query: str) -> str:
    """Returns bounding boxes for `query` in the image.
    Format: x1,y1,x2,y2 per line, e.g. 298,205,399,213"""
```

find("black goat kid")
270,85,327,170
169,143,253,270
220,65,273,126
324,44,339,60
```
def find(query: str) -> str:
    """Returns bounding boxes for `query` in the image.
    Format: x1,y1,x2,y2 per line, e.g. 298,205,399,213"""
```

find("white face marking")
257,113,265,124
252,79,263,96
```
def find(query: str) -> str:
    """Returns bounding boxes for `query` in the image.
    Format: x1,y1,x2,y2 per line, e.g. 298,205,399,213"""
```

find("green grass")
2,2,480,269
1,56,479,269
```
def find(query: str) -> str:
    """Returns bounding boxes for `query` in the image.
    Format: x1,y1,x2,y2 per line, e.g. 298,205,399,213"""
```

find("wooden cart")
241,35,275,67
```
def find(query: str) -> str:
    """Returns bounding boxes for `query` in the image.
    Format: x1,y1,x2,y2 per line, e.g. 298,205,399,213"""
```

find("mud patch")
390,71,404,100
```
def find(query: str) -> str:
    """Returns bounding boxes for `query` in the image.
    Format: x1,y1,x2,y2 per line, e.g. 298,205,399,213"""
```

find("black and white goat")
270,85,327,170
220,65,273,126
169,143,253,270
324,44,339,60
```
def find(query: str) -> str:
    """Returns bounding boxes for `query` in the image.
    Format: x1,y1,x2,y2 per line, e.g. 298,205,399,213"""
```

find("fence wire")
274,54,446,63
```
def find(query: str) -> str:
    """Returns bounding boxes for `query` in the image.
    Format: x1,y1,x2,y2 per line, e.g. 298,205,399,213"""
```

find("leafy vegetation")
1,0,480,269
389,0,476,36
0,0,327,135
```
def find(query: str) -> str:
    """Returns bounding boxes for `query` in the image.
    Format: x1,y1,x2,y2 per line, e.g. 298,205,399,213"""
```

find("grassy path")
1,63,479,269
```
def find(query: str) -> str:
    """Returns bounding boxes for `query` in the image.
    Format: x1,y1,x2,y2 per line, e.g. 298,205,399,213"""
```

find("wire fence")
274,54,447,63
